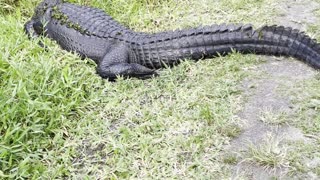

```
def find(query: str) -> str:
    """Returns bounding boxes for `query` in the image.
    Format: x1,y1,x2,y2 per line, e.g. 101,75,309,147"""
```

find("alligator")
25,0,320,80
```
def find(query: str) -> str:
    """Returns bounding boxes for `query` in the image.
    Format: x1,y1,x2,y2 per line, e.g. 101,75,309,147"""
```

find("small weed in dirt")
218,124,243,138
245,134,291,170
223,153,239,165
259,109,290,125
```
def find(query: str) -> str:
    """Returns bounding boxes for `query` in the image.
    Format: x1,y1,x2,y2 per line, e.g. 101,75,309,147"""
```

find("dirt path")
230,59,317,179
227,0,320,179
277,0,319,30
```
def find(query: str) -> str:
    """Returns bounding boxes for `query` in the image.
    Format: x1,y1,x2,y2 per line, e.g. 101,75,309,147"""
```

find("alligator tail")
136,24,320,69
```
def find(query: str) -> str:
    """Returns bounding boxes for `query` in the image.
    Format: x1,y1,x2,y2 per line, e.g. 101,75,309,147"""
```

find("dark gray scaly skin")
25,0,320,80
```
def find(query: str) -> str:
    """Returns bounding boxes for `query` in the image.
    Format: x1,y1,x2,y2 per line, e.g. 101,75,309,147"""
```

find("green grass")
0,0,319,179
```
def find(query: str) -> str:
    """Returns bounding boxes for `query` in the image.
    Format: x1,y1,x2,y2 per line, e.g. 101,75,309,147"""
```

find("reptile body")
25,0,320,80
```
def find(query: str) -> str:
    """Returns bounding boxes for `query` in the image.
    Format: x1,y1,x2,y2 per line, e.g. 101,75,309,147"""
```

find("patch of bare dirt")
238,58,316,142
226,0,320,177
276,0,319,30
228,58,316,179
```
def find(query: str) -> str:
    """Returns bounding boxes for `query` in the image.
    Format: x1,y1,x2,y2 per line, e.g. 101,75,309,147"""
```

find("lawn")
0,0,319,179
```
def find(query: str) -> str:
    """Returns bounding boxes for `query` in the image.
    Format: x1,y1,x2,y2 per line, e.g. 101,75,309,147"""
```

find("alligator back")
56,3,138,41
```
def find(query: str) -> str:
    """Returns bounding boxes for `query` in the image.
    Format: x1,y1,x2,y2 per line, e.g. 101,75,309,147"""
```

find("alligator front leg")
24,20,39,38
97,45,157,80
24,20,46,48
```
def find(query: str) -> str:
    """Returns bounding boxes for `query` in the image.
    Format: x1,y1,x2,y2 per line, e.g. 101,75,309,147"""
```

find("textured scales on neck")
25,0,320,81
51,6,87,34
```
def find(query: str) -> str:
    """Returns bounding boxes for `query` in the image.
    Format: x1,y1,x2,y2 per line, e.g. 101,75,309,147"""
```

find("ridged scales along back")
56,3,320,70
133,24,320,69
25,0,320,80
56,3,140,41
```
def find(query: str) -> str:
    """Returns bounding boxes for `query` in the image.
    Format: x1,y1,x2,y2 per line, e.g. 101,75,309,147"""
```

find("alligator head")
26,0,63,36
32,0,63,19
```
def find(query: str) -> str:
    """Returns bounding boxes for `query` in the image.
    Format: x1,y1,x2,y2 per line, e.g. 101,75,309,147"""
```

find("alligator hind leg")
97,63,158,80
97,44,157,80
